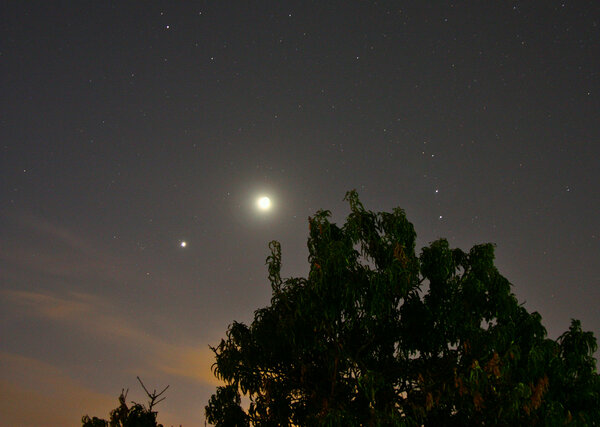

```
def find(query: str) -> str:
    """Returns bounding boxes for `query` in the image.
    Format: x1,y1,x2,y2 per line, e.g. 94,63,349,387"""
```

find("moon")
257,196,272,211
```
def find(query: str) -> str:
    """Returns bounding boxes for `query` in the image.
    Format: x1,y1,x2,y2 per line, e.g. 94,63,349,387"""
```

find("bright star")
180,241,187,248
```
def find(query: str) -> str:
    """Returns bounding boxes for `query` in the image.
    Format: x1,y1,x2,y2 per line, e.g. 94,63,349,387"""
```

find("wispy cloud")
2,289,92,319
2,289,218,386
17,213,98,255
0,352,115,427
0,212,134,283
149,344,221,386
0,213,221,426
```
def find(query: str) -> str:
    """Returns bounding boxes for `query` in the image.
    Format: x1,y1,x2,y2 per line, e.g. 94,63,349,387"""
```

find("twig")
136,376,170,411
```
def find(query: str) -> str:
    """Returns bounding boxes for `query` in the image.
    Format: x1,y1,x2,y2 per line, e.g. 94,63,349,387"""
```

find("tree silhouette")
82,377,168,427
206,190,599,425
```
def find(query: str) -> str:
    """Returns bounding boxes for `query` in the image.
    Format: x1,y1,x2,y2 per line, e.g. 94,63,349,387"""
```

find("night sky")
1,2,599,426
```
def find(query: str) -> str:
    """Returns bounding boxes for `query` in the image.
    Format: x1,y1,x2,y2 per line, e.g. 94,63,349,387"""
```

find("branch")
137,376,170,411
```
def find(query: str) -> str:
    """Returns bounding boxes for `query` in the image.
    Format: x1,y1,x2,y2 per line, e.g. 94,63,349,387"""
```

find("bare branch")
137,376,151,396
137,376,169,411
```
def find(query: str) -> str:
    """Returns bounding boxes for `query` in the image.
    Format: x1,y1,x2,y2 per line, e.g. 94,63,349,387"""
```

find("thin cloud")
0,352,115,427
0,212,135,283
2,289,92,319
148,344,221,386
2,289,218,386
16,212,98,255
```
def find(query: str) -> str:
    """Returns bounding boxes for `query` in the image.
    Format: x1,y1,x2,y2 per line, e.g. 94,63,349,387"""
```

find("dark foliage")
206,191,600,425
206,385,250,426
82,378,167,427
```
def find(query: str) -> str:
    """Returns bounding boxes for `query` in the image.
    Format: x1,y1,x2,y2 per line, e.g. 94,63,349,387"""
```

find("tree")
206,385,250,427
82,377,168,427
206,191,599,425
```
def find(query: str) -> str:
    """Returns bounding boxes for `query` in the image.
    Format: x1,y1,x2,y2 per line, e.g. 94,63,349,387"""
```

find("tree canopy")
82,378,167,427
206,191,599,426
